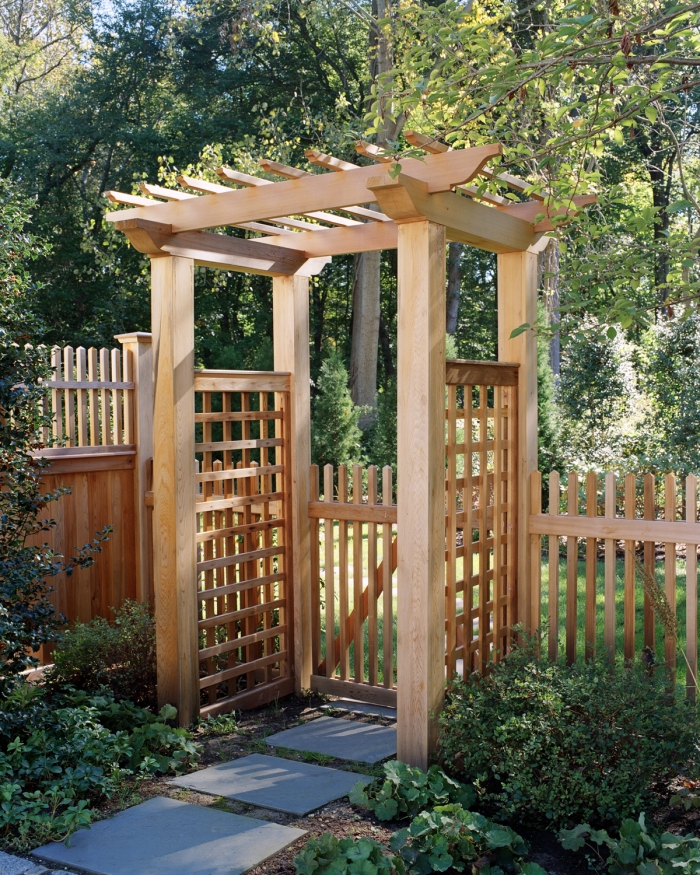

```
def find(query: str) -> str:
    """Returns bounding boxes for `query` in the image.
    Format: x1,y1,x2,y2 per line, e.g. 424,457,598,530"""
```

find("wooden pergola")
106,134,594,768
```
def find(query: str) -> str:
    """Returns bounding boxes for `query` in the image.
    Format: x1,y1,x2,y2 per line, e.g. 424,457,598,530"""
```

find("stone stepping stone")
171,753,370,816
266,715,396,764
321,699,396,720
31,796,305,875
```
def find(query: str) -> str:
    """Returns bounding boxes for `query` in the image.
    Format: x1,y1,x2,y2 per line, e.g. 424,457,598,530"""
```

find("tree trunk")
350,251,382,425
349,0,398,422
446,242,462,335
540,238,561,376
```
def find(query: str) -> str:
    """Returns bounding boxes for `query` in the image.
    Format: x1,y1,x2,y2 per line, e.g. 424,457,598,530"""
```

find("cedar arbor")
105,134,594,768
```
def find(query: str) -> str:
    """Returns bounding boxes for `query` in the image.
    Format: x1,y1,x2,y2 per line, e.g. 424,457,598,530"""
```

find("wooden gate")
306,360,519,707
194,370,294,718
445,360,519,678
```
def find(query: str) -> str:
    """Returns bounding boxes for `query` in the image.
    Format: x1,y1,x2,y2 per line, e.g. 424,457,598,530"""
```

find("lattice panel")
194,371,291,717
445,362,518,677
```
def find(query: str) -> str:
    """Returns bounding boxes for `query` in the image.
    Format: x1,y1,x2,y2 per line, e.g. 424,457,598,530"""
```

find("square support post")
115,331,153,606
273,275,312,692
396,220,446,769
150,255,199,726
497,251,539,635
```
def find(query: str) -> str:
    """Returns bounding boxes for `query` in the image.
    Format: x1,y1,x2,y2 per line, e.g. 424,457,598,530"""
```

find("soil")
33,692,700,874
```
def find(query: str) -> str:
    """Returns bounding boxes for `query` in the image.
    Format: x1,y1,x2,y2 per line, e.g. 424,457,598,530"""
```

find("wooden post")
273,274,312,692
396,220,446,769
115,332,154,605
150,256,198,726
497,251,538,633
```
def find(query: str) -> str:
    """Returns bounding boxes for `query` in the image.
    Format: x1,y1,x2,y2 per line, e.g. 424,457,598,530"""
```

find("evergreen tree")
311,353,363,471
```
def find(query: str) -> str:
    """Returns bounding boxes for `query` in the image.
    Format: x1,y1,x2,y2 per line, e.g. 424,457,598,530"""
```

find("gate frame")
107,140,593,764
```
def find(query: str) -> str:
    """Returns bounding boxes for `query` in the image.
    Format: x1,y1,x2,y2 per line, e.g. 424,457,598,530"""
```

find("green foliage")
436,639,699,828
0,181,108,690
0,689,198,850
536,308,562,481
560,813,700,875
349,760,475,822
311,353,363,470
293,832,395,875
366,378,397,473
390,805,546,875
49,600,156,708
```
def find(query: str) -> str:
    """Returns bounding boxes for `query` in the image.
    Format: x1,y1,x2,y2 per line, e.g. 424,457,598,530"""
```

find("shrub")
436,639,699,828
311,353,363,470
390,804,545,875
0,182,108,689
560,813,700,874
349,760,475,821
0,687,199,850
294,833,395,875
50,600,156,707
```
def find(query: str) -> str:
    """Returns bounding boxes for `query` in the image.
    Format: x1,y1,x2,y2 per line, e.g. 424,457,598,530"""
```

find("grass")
316,520,697,689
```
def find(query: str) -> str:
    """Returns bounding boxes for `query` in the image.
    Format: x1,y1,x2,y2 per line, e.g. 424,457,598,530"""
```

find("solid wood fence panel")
530,469,700,691
29,343,142,656
194,371,293,717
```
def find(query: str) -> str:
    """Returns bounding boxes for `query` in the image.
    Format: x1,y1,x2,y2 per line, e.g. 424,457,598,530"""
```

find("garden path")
29,714,396,875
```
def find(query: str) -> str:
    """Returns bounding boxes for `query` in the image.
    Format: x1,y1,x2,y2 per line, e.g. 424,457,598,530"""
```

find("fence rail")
529,470,699,698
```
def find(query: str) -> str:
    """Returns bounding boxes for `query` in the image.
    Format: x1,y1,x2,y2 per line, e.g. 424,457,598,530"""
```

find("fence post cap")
114,332,152,344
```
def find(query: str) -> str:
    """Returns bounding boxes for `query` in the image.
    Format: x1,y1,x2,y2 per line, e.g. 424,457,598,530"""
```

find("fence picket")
566,472,578,664
63,346,76,446
624,473,636,662
446,383,458,677
100,348,110,445
88,347,99,445
604,473,616,660
352,465,363,681
324,464,336,678
382,466,393,688
51,346,62,443
338,465,349,680
665,474,677,676
585,471,597,660
111,348,123,445
548,471,560,661
644,473,656,650
76,347,88,446
367,466,378,687
530,471,541,640
310,464,320,673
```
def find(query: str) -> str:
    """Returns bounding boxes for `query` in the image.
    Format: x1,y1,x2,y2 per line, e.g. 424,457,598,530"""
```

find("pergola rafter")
107,140,596,767
106,141,594,273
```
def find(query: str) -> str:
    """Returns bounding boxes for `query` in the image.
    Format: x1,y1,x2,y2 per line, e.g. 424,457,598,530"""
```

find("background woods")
1,0,700,473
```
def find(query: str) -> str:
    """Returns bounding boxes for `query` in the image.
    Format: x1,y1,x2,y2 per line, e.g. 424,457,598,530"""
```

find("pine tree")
311,353,363,471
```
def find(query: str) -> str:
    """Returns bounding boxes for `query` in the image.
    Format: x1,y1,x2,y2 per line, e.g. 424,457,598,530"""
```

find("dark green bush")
50,600,156,707
437,640,699,828
350,760,475,821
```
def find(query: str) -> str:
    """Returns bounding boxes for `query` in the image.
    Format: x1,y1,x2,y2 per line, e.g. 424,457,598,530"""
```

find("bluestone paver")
31,796,305,875
0,852,48,875
266,716,396,764
171,753,370,815
322,699,396,720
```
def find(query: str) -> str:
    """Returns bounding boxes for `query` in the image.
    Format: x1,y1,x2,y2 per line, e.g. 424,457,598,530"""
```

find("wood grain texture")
624,473,636,662
115,333,154,605
273,274,312,692
566,472,578,665
445,360,519,387
151,255,198,726
497,251,538,632
665,474,677,675
396,220,446,769
529,513,700,543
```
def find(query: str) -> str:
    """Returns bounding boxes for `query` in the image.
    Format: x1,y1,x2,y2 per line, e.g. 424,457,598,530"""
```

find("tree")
311,352,364,470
